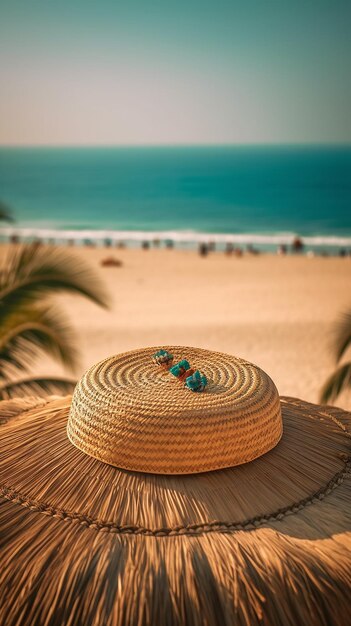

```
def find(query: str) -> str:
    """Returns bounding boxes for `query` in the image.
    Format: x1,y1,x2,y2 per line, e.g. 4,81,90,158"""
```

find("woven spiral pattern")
67,346,282,473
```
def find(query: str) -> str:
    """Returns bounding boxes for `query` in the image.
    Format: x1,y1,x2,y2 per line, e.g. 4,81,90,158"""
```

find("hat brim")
1,396,351,626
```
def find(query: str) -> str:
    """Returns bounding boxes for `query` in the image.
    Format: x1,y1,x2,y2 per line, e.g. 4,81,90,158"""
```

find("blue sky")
0,0,350,145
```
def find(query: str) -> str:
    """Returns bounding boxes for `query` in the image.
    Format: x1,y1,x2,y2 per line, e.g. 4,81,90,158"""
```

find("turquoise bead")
169,359,190,377
185,370,207,392
153,349,173,365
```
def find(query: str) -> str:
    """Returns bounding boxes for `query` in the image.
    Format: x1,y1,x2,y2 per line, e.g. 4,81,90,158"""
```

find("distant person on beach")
199,243,209,256
292,237,304,253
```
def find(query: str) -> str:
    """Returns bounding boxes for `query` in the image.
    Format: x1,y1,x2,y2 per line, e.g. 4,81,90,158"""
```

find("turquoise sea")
0,146,350,248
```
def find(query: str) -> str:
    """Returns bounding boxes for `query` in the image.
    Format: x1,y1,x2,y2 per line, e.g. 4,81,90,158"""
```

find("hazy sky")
0,0,350,145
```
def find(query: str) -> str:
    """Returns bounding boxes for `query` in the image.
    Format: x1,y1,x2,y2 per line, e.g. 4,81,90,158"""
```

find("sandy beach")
1,244,350,409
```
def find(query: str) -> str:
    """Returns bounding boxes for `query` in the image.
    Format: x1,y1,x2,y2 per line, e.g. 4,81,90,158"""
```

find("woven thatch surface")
0,396,351,626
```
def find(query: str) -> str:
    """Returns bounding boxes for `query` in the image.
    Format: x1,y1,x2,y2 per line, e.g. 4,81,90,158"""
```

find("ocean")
0,146,350,250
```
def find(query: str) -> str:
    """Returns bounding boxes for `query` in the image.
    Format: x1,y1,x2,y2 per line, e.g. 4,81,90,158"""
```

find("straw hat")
0,346,351,626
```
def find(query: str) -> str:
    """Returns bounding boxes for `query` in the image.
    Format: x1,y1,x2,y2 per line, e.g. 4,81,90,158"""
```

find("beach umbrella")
0,346,350,626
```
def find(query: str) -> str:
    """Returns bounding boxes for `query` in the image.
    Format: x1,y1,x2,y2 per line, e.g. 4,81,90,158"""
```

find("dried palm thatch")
0,349,351,626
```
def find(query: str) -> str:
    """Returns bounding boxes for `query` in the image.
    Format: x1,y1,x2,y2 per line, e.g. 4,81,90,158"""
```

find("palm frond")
0,376,76,400
0,242,110,399
333,311,351,362
320,362,351,404
0,303,80,381
0,243,110,315
0,200,14,223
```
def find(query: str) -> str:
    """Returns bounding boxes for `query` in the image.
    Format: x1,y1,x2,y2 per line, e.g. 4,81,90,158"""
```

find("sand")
1,244,351,409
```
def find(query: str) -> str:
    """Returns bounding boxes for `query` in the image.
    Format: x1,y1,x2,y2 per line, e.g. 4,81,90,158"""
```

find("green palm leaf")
0,303,79,382
0,377,76,399
333,311,351,362
0,242,110,399
320,362,351,404
0,242,110,316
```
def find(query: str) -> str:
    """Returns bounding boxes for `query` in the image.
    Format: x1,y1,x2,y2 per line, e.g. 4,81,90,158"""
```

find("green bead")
153,349,173,365
185,370,207,392
170,359,190,377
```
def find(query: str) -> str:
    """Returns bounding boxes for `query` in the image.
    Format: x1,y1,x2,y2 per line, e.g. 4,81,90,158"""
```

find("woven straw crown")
67,346,282,473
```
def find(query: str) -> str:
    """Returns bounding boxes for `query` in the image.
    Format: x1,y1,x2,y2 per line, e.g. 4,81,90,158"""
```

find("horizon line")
0,141,350,149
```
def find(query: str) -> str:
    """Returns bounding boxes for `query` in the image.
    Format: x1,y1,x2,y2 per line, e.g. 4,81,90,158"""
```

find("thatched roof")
1,393,351,626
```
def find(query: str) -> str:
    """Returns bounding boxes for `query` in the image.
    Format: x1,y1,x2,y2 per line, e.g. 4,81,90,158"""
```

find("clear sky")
0,0,350,145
